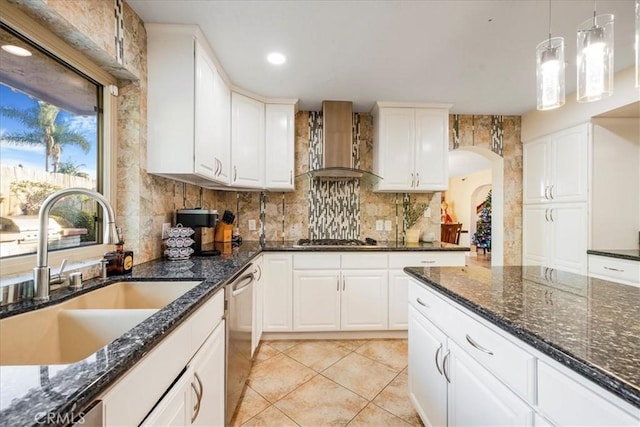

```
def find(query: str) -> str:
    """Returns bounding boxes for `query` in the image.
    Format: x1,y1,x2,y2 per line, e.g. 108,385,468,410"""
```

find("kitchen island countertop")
587,249,640,262
404,265,640,409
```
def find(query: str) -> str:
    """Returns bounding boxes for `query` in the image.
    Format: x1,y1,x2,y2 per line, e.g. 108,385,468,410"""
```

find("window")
0,23,104,260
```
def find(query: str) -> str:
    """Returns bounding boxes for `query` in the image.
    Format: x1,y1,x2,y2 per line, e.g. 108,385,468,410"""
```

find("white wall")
590,118,640,249
522,67,640,142
448,169,492,247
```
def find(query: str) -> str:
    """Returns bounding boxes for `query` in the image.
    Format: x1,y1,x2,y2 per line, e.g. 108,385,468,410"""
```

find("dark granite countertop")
263,240,470,252
587,249,640,262
0,240,467,426
404,265,640,409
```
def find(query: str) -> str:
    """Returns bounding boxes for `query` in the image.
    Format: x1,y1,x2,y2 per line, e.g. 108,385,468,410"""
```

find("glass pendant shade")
577,13,614,102
536,37,565,110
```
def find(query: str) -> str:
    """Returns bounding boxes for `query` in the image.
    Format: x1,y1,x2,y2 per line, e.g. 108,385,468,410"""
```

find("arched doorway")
449,147,504,266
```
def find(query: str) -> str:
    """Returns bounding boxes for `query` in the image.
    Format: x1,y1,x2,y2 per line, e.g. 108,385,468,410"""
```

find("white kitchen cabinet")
388,270,410,330
372,103,450,192
252,255,264,356
231,92,265,189
262,253,293,332
588,255,640,288
446,340,533,427
140,370,190,427
523,203,588,274
293,270,341,331
341,270,388,330
265,103,295,191
146,24,229,186
523,123,589,204
408,305,448,427
189,319,226,427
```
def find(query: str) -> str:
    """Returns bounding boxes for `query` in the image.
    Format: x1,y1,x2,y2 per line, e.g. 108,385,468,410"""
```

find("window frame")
0,5,118,276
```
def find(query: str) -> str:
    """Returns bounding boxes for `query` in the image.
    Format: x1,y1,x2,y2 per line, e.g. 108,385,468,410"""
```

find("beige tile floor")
231,339,424,427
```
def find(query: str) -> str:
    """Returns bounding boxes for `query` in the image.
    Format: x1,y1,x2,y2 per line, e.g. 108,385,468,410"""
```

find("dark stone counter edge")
404,269,640,410
587,250,640,262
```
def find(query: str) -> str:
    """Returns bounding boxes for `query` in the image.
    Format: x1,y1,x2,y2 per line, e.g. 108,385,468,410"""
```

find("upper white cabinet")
146,24,229,186
372,103,451,192
523,123,589,204
231,92,265,189
265,103,295,191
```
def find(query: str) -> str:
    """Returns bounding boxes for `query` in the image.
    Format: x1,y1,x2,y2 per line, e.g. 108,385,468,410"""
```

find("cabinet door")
550,203,587,275
194,42,218,180
414,108,448,191
375,108,415,191
341,270,389,330
522,205,550,266
212,69,231,184
446,340,533,427
550,124,589,203
231,92,265,188
388,270,409,330
190,321,226,427
523,137,550,204
265,104,295,191
408,306,448,427
293,270,341,331
252,256,264,356
140,370,190,427
262,254,293,332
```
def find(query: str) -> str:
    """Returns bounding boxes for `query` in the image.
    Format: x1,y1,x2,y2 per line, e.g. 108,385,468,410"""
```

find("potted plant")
403,196,426,243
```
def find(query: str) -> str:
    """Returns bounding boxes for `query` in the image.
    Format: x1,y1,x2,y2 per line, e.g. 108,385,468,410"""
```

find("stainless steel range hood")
302,100,380,181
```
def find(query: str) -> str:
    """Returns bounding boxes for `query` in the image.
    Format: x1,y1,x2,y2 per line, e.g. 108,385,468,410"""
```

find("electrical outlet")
161,222,171,239
375,220,383,231
424,207,431,218
248,219,256,231
384,220,392,231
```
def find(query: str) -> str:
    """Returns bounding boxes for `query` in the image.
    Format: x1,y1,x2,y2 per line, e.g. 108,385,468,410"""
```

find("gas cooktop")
294,238,377,248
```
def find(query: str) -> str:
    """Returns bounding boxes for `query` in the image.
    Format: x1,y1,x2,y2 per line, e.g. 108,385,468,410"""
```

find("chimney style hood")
301,100,380,181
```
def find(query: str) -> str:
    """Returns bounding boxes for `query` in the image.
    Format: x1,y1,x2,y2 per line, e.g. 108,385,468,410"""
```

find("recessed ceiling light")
267,52,286,65
1,44,32,57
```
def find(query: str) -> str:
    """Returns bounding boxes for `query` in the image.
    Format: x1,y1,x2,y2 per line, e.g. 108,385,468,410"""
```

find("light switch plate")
384,220,392,231
248,219,256,231
376,220,383,231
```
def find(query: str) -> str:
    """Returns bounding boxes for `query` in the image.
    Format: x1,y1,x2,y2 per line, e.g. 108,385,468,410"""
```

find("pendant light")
536,0,565,110
576,1,614,102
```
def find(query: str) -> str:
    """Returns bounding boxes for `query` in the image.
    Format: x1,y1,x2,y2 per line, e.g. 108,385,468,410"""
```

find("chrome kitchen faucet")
33,188,119,301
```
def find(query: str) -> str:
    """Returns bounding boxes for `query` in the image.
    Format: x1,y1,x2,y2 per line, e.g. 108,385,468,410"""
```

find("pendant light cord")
548,0,552,45
593,0,597,26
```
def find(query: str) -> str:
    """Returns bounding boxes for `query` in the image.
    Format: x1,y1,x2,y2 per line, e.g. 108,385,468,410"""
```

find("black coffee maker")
176,209,220,256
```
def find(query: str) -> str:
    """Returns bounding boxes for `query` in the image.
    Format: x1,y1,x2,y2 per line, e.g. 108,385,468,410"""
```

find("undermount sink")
0,280,201,366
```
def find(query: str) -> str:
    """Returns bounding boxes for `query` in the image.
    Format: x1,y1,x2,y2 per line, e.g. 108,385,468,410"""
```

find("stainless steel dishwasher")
225,263,255,425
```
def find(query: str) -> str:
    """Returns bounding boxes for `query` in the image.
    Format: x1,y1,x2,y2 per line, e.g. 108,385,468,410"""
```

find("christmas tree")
472,190,491,252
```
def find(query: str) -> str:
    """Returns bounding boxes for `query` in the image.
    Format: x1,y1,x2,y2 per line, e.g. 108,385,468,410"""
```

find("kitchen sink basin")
0,280,201,365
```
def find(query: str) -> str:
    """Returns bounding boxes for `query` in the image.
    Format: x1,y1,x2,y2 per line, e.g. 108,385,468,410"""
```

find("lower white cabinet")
388,270,410,329
101,290,225,426
262,253,293,332
588,254,640,288
293,270,341,331
341,270,388,330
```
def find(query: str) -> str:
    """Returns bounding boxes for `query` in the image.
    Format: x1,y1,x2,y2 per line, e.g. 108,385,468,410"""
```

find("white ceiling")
127,0,638,115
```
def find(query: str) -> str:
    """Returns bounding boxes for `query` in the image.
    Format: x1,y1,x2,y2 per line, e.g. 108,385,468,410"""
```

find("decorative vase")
406,229,421,243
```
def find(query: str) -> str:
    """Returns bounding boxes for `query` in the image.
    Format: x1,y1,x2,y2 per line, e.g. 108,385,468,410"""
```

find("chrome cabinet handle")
604,266,624,272
465,334,494,355
254,264,262,281
217,159,223,177
416,172,420,187
549,185,554,199
233,165,237,182
442,351,451,383
191,372,203,422
342,277,346,291
290,170,293,185
544,186,548,200
337,277,340,291
435,343,443,375
420,260,436,264
545,209,549,222
416,297,429,308
411,173,415,188
549,208,554,222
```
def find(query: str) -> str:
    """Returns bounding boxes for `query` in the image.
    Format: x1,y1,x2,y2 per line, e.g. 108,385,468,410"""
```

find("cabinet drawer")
588,255,640,287
389,252,464,269
408,279,450,327
293,253,341,269
341,253,388,269
190,288,224,353
538,361,639,426
446,307,535,402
